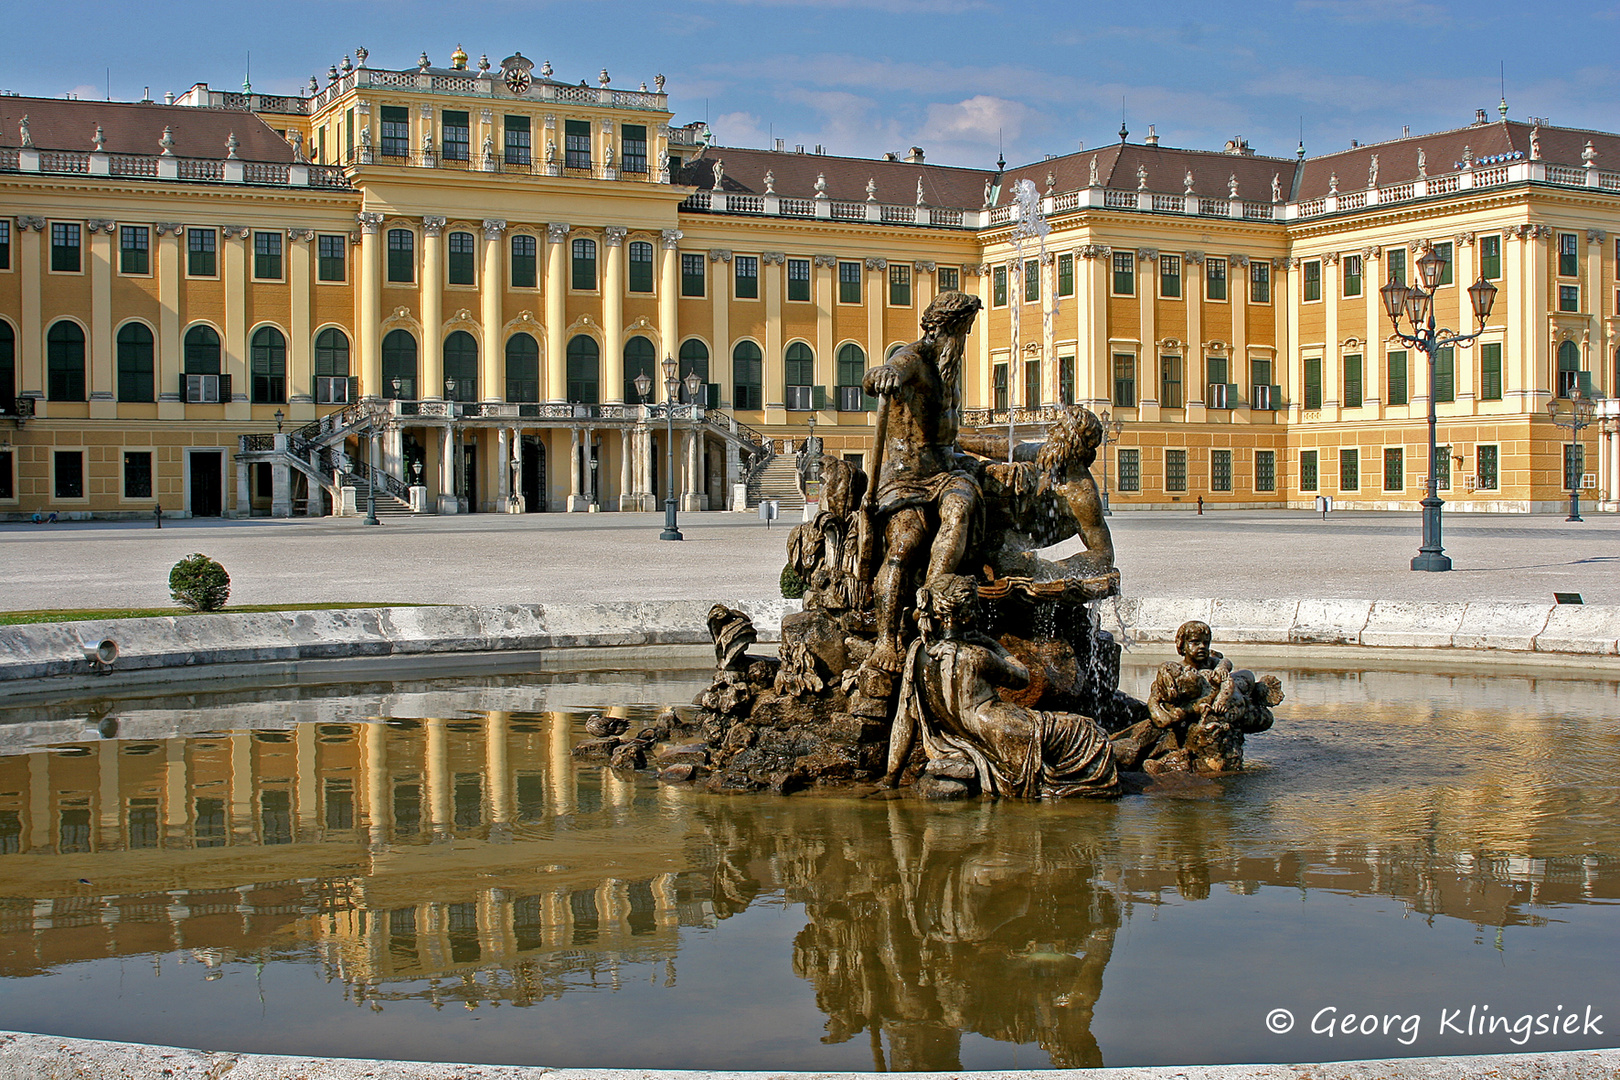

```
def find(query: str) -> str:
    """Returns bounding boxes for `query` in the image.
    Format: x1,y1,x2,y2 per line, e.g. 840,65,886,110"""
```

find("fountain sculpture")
587,291,1282,797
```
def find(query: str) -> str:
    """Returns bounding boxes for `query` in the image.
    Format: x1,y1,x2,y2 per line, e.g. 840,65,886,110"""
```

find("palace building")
0,46,1616,519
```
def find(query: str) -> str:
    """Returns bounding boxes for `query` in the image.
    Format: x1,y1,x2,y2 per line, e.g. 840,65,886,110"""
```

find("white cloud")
919,95,1030,145
711,110,767,147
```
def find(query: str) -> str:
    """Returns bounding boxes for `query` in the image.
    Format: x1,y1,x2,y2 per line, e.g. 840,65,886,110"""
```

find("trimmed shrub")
779,562,805,599
169,553,230,612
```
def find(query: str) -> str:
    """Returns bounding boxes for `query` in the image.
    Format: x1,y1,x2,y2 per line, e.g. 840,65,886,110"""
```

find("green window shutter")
1304,358,1322,409
1480,343,1502,401
812,385,829,410
1434,348,1455,403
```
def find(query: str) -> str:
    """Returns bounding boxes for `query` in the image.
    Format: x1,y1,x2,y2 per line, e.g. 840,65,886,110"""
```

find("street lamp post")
1548,395,1596,522
363,397,388,526
1098,409,1125,516
1379,250,1498,571
274,408,284,433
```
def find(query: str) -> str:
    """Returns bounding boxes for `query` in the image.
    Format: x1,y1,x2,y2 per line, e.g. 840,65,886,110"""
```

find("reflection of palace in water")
1,690,1616,1067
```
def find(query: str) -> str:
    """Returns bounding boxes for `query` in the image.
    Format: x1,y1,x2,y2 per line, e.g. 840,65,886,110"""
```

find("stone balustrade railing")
0,146,349,189
184,70,670,117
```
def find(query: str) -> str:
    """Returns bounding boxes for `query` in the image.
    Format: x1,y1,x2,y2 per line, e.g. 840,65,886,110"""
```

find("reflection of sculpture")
858,291,984,686
888,575,1119,798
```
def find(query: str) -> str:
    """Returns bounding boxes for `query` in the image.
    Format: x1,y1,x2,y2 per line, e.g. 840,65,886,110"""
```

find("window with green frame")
1480,234,1501,280
889,263,910,306
1300,449,1318,492
1339,447,1359,491
511,234,537,288
839,261,862,304
1303,357,1322,409
992,265,1007,306
836,343,869,411
1343,354,1362,408
678,340,710,403
1206,257,1227,301
1211,449,1232,492
1249,260,1270,303
1164,449,1187,492
1159,355,1182,408
564,335,598,404
622,336,656,403
1058,355,1075,405
1383,447,1403,491
1057,253,1074,297
785,342,814,410
571,238,597,290
505,334,540,402
787,258,810,301
1387,247,1406,285
47,321,85,400
1433,241,1454,286
1024,259,1039,303
448,231,476,286
116,323,155,402
1112,252,1134,295
1476,444,1499,490
1303,260,1321,301
1480,342,1502,400
1024,359,1040,408
732,341,762,410
1558,233,1579,277
1342,254,1362,297
628,241,654,293
1387,350,1408,406
564,119,591,170
992,362,1008,410
735,255,759,299
1255,450,1276,492
1434,346,1455,402
444,331,479,402
680,253,705,297
1160,254,1181,298
1113,354,1135,407
1117,448,1140,492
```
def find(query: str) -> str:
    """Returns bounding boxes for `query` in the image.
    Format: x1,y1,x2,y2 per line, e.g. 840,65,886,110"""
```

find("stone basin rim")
1,1030,1617,1079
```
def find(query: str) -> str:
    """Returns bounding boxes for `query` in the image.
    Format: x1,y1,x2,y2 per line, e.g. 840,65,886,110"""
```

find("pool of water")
0,658,1617,1070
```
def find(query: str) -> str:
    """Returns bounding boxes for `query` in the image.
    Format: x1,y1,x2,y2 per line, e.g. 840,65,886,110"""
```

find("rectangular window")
1159,355,1182,408
938,266,959,291
1304,357,1322,409
1023,359,1040,408
889,263,911,306
345,107,355,159
787,258,811,302
735,255,759,299
0,219,10,269
1387,350,1408,406
1024,259,1039,303
680,253,705,297
380,106,409,157
0,451,11,499
1434,346,1455,403
119,225,149,275
992,362,1008,410
992,265,1008,306
187,227,216,277
123,451,152,499
1559,233,1579,277
621,124,648,173
1249,260,1270,303
1476,444,1499,490
1058,355,1075,405
54,451,83,499
1113,252,1135,295
504,115,531,165
1343,353,1363,408
1303,259,1321,302
1207,356,1229,406
1435,446,1452,491
1433,241,1453,286
1165,449,1187,492
1211,449,1232,492
1480,342,1502,400
442,110,469,161
1206,257,1227,301
1255,450,1276,492
317,234,346,282
1340,447,1359,491
451,232,478,286
1113,353,1136,407
1300,450,1318,492
1117,447,1141,492
511,234,538,288
1342,254,1362,297
51,223,81,272
1057,253,1074,297
1564,443,1585,491
1387,247,1406,286
1383,447,1403,491
565,119,591,170
1160,254,1181,298
387,229,414,284
1559,284,1580,312
838,261,862,304
253,231,282,280
1480,233,1501,280
1251,357,1273,401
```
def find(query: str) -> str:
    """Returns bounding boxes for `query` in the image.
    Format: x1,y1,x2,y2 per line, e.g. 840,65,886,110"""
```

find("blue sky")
9,1,1619,170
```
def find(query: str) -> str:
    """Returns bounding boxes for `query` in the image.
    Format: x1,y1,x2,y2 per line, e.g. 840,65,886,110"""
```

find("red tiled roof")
0,96,296,162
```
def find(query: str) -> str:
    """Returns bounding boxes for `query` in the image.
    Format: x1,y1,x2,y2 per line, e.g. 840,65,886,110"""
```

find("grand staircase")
347,476,415,517
750,454,806,514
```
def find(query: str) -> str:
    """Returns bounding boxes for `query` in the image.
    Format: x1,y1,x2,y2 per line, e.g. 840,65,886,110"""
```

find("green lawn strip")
0,603,437,626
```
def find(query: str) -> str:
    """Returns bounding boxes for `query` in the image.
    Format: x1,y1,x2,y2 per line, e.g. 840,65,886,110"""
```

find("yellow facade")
1,56,1617,518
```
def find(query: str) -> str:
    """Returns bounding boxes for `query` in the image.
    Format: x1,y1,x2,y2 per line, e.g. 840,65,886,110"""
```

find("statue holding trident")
856,290,985,698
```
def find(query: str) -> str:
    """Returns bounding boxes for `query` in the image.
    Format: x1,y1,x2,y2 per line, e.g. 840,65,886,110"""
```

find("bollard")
154,502,162,529
1197,495,1203,515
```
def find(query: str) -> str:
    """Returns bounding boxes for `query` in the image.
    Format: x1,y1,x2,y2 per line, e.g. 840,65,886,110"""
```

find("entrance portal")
189,451,223,517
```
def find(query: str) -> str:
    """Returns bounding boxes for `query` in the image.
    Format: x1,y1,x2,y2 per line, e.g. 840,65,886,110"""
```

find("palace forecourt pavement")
0,509,1614,613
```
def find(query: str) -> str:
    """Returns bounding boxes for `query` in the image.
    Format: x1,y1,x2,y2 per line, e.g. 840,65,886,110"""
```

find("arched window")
315,328,351,403
447,231,476,285
387,228,415,283
46,321,85,401
1557,339,1582,398
680,340,712,403
444,330,479,401
836,343,868,411
0,322,14,414
381,329,418,399
785,341,814,411
572,238,597,290
623,335,656,403
251,327,287,403
566,335,600,404
116,323,155,402
506,333,540,402
732,341,762,411
183,325,220,374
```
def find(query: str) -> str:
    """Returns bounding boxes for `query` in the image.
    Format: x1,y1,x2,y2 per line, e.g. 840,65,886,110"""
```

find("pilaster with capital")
479,221,506,399
421,218,446,398
545,225,569,401
358,213,385,393
604,230,626,401
659,234,681,384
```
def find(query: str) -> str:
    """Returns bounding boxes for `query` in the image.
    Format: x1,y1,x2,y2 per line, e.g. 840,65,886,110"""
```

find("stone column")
511,428,525,512
288,229,313,411
548,712,575,816
486,712,513,838
497,426,511,508
603,227,626,400
358,212,384,395
87,221,115,417
1185,251,1207,423
619,427,635,511
566,426,586,511
425,718,451,840
437,424,458,514
221,226,249,419
659,228,681,369
155,224,183,418
234,456,250,518
545,224,569,402
421,216,446,399
481,219,506,400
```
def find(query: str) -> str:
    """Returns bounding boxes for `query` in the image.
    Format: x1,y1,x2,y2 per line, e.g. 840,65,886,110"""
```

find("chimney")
795,144,804,154
882,152,897,161
1403,125,1410,137
905,145,924,163
773,138,785,152
1475,108,1488,124
1145,125,1159,147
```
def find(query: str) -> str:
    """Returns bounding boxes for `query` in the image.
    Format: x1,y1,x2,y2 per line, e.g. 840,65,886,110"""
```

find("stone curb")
0,597,1614,691
2,1031,1618,1080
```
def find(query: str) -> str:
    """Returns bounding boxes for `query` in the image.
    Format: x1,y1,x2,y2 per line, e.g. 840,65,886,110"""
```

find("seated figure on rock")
886,573,1120,799
1137,620,1283,773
